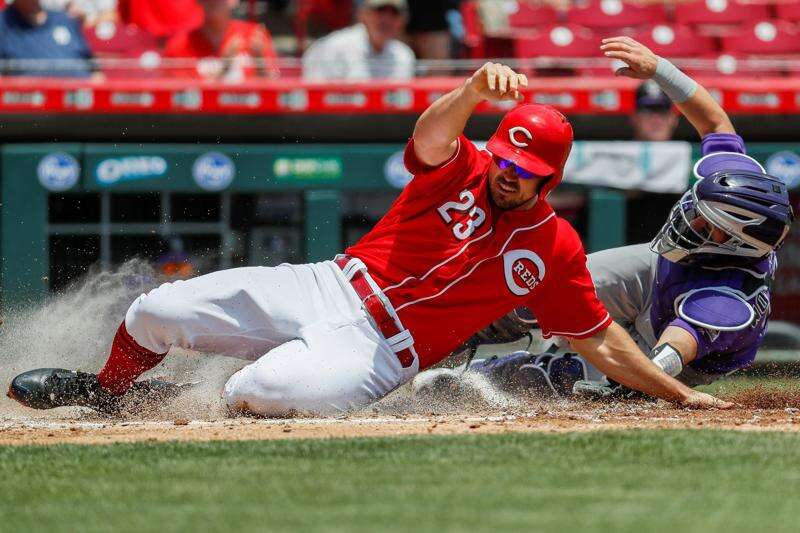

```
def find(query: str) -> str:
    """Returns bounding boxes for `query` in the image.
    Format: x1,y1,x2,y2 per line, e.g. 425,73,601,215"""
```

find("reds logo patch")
503,249,546,296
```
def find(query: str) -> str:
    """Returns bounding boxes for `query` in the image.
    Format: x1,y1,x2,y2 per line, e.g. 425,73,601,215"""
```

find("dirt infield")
2,388,799,446
2,265,799,446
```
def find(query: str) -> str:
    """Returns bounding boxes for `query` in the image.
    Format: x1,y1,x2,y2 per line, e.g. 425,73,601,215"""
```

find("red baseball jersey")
346,136,612,369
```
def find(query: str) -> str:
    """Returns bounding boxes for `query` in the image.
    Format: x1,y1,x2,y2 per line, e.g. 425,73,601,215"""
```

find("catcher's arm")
600,36,735,137
412,62,527,167
567,321,732,409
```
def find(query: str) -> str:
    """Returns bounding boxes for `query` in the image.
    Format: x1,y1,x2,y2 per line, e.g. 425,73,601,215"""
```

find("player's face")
631,110,679,141
361,6,406,48
690,217,730,244
488,158,546,210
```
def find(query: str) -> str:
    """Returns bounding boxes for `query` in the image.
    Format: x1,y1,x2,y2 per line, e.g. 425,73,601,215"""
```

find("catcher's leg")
223,317,414,417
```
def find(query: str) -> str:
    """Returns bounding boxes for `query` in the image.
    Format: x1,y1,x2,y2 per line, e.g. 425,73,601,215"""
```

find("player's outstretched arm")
600,36,735,137
568,321,733,409
412,63,528,167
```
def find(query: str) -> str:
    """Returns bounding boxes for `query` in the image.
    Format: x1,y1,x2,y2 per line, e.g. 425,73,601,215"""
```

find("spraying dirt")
2,264,800,445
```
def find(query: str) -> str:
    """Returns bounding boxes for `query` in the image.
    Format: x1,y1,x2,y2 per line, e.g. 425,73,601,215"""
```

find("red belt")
335,256,415,368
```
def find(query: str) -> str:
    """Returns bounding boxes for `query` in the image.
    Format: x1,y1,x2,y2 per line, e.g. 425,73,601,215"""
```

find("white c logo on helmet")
509,126,533,148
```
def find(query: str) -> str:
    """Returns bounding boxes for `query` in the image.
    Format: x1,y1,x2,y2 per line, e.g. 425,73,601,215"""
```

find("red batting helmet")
486,104,573,199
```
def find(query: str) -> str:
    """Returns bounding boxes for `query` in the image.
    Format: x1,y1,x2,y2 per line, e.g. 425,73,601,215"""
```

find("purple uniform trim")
700,133,747,156
694,152,765,180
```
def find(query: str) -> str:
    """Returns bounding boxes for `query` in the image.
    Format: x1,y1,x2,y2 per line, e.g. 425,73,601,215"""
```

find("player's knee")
125,282,194,351
223,356,339,417
223,367,301,417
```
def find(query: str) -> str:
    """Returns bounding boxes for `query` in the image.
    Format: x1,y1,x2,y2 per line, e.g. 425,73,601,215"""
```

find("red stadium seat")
566,0,667,31
633,24,716,58
681,53,784,78
296,0,355,51
84,21,162,78
720,20,800,54
117,0,204,39
514,24,598,58
674,0,771,25
776,2,800,21
508,1,560,29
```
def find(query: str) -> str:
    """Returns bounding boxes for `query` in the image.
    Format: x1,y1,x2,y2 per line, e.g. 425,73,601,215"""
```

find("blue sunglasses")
494,156,543,180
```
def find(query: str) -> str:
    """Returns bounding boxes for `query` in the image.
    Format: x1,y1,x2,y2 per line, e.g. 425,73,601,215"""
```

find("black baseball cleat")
7,368,186,415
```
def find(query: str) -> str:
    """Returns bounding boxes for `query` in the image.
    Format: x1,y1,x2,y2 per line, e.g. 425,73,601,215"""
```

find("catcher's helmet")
486,104,573,199
651,169,794,265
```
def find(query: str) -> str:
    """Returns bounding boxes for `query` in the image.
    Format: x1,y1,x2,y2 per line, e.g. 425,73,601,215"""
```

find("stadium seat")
514,24,598,58
507,1,560,29
681,53,784,79
776,2,800,21
566,0,667,31
720,20,800,55
674,0,771,25
632,24,716,58
296,0,354,51
84,21,162,78
514,24,605,75
117,0,204,39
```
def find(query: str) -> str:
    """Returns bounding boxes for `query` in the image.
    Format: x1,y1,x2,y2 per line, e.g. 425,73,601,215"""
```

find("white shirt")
302,23,416,81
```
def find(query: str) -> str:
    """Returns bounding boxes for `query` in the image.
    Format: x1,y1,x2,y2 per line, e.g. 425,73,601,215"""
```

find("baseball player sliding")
414,37,795,401
9,38,731,415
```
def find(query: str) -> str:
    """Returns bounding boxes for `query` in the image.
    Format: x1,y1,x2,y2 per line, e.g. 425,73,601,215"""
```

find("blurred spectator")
303,0,415,81
631,80,678,141
0,0,94,77
118,0,203,39
164,0,278,82
406,0,460,61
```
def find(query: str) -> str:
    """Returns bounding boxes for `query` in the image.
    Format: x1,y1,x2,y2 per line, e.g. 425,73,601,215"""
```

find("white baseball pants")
123,260,419,416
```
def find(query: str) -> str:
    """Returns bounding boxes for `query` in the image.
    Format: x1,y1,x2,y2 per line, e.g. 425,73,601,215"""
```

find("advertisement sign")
37,153,80,192
192,152,235,191
273,157,342,181
95,156,168,185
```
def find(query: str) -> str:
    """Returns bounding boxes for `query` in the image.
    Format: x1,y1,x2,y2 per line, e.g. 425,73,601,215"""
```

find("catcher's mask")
651,169,794,266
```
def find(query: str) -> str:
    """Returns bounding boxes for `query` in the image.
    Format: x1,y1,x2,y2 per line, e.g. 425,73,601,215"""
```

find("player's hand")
600,36,659,79
466,62,528,102
678,390,735,410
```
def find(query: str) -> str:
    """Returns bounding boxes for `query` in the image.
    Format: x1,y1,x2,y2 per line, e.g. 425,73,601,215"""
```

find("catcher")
413,37,794,400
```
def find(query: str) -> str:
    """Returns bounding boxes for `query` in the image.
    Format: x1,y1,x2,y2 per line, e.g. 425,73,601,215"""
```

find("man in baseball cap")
485,103,573,202
303,0,415,80
632,80,678,141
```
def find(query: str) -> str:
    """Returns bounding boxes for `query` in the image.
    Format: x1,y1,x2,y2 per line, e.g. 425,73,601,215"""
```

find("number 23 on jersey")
437,190,487,240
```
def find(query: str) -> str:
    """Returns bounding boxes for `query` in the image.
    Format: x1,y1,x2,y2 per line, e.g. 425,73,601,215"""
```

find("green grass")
1,431,799,533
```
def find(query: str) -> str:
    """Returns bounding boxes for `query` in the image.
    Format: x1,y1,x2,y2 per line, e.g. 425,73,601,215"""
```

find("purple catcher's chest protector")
679,289,754,331
650,255,774,375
